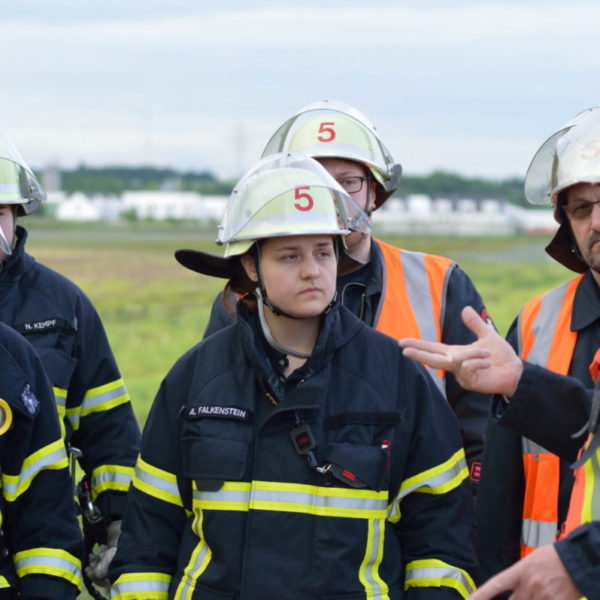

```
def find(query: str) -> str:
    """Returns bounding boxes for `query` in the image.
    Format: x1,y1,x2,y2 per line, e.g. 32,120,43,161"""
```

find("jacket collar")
571,270,600,332
1,226,33,280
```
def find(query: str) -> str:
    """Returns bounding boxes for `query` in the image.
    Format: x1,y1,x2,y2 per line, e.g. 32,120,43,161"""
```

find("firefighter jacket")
0,321,83,599
485,361,600,600
204,238,492,488
477,271,600,581
0,226,140,521
110,303,478,600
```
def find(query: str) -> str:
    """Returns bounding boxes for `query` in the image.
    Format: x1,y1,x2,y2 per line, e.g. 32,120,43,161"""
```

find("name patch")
15,317,77,335
181,405,250,422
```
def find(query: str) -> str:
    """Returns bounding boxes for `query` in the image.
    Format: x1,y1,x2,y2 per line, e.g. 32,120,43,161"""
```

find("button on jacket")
0,321,82,599
204,237,492,489
0,227,140,519
111,304,477,600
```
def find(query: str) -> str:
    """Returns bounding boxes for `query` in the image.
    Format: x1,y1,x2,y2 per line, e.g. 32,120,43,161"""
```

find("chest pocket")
324,411,402,491
179,406,253,486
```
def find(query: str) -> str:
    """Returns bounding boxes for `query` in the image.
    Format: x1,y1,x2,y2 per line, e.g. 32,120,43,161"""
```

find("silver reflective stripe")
3,446,66,498
135,463,180,499
405,563,475,596
15,553,80,579
91,469,132,489
518,280,571,363
397,454,467,500
400,251,453,395
0,183,20,193
82,383,128,411
521,518,557,549
112,579,170,595
522,438,552,455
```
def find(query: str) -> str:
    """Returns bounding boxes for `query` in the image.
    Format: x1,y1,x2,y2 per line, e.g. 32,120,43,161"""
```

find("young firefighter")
0,136,141,590
0,315,82,599
110,153,477,599
204,101,492,493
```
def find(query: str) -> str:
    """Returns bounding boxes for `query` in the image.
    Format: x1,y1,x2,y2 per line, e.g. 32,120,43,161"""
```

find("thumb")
461,306,490,340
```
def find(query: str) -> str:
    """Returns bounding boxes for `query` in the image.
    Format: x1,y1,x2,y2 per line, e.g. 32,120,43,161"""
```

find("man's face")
0,204,15,261
564,182,600,276
316,157,376,261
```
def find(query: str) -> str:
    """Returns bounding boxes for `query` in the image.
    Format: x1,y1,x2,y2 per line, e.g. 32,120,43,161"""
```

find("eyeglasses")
563,198,600,221
336,176,368,194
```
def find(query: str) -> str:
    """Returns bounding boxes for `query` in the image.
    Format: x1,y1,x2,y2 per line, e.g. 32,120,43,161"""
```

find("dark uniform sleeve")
66,292,141,522
494,362,590,463
109,373,188,596
0,328,82,599
389,359,478,598
555,521,600,599
442,267,492,490
203,291,237,339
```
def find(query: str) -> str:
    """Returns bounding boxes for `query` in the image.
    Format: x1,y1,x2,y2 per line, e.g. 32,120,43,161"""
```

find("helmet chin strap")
254,287,313,359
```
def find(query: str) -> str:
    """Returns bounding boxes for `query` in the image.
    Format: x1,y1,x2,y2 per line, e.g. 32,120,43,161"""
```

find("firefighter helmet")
175,152,369,278
524,107,600,272
262,100,402,209
0,135,45,216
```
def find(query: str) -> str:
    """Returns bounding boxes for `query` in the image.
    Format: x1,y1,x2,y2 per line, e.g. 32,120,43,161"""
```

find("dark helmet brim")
545,220,588,273
174,249,237,279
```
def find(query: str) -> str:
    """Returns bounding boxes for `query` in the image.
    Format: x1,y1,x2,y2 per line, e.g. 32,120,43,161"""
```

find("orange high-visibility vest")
562,349,600,535
373,240,455,394
517,275,583,556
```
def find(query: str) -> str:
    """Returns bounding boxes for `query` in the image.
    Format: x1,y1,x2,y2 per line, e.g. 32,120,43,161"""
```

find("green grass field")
22,219,570,599
25,219,569,428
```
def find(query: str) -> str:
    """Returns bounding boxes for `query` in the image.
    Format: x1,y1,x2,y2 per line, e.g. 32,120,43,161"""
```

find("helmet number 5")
317,122,336,143
294,187,313,211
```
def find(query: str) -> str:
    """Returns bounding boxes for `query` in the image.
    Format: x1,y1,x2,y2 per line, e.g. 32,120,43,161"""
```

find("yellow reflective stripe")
2,439,68,501
0,575,9,588
65,405,81,431
358,518,389,599
174,510,212,600
80,378,130,417
193,480,388,519
132,456,183,507
14,547,82,587
53,386,67,414
582,453,597,523
110,572,171,599
400,448,467,497
405,558,475,599
90,464,134,499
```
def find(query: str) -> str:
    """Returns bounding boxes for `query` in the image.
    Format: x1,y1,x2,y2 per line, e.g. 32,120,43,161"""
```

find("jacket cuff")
19,574,79,600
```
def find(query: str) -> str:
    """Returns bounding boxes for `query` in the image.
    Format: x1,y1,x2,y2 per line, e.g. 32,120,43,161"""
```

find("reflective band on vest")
563,348,600,536
374,240,454,394
517,275,582,557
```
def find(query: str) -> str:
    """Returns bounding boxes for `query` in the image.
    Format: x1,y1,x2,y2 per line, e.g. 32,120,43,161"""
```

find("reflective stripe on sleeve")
405,558,476,599
132,456,183,507
110,572,171,599
2,439,68,501
388,448,467,523
0,575,10,588
521,518,557,549
81,378,130,417
53,386,67,419
14,547,82,588
90,464,134,499
193,480,388,519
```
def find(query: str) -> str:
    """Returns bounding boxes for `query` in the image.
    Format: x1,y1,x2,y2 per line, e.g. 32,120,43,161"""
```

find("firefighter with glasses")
204,101,492,495
0,135,141,594
110,153,477,599
0,319,83,599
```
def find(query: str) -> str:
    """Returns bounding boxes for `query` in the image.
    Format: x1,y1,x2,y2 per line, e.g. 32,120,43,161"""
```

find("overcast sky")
2,0,600,181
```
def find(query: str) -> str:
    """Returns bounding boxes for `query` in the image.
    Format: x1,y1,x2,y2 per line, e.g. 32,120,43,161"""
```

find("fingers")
461,306,493,340
469,563,519,599
402,347,449,370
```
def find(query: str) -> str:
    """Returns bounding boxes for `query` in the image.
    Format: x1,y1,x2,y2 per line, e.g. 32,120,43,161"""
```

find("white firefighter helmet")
524,107,600,272
261,100,402,209
175,152,370,278
0,135,45,216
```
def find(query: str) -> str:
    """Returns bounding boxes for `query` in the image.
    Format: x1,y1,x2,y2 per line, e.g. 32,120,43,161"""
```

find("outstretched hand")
400,306,524,396
468,544,582,600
